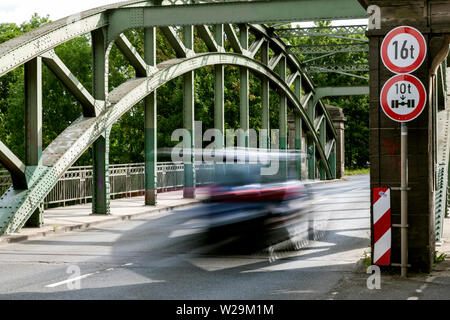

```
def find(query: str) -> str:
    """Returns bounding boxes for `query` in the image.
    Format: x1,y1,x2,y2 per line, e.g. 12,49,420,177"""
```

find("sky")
0,0,368,26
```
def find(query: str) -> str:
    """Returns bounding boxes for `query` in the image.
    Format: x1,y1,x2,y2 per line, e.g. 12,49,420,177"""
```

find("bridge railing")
0,162,215,208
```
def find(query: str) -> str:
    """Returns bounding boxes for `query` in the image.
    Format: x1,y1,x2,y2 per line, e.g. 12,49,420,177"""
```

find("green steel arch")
0,1,338,234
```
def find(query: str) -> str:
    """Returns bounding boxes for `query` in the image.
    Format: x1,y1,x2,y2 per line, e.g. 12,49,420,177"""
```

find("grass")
434,252,447,264
345,168,370,176
362,250,371,269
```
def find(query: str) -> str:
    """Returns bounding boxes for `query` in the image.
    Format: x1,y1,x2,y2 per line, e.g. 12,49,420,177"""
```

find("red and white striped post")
373,187,391,265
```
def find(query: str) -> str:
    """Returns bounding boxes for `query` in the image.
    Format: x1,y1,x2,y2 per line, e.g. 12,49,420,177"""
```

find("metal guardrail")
0,162,214,208
435,62,450,242
435,164,447,242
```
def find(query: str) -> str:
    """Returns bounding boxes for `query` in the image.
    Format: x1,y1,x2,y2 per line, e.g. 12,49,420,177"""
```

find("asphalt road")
0,174,370,299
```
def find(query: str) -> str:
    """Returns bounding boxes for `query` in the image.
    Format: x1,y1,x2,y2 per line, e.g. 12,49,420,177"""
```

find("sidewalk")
329,216,450,300
0,190,203,245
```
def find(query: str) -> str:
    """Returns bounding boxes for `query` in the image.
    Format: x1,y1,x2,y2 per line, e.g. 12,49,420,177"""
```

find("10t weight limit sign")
381,26,427,74
380,74,427,122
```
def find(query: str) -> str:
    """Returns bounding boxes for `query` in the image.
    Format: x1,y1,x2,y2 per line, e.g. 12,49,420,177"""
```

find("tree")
279,21,369,168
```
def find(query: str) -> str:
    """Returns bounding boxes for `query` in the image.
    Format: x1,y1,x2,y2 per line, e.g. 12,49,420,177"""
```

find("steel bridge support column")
330,143,336,179
307,136,315,180
365,0,450,272
214,25,225,176
294,76,302,180
319,119,327,180
91,28,110,214
279,56,288,179
261,40,270,150
144,27,157,205
24,57,43,227
183,26,195,199
239,24,249,148
307,99,316,180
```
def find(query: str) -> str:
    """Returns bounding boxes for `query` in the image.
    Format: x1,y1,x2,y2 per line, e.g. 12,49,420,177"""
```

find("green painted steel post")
319,119,327,180
91,28,110,215
214,24,225,150
25,57,42,167
307,135,316,180
24,57,43,227
279,55,287,179
183,26,195,198
307,98,316,180
214,24,225,177
239,24,249,148
294,114,302,180
144,27,157,205
294,76,302,180
330,142,336,179
261,40,270,150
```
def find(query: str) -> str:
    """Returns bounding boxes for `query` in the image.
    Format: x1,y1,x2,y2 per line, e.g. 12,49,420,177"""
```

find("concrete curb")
0,199,200,245
304,178,345,186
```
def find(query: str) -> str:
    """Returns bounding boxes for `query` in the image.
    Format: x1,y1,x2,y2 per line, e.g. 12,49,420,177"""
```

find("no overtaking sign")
380,74,427,122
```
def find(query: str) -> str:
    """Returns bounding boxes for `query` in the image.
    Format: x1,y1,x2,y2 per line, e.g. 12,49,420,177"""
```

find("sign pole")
379,25,427,275
400,122,408,277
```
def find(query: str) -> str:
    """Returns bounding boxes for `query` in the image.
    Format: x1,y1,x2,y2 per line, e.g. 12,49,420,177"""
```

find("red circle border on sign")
380,74,427,122
380,26,427,74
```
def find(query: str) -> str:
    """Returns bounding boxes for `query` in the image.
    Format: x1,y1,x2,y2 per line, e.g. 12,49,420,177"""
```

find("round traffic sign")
380,74,427,122
381,26,427,74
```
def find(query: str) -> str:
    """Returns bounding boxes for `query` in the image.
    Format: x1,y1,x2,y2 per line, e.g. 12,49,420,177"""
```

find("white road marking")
46,263,133,288
312,198,329,204
46,272,97,288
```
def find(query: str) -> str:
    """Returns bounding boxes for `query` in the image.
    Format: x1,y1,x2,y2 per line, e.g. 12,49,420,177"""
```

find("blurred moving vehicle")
200,163,314,251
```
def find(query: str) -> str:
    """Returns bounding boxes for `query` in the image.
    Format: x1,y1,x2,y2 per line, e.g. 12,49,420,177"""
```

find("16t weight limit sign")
381,26,427,74
380,74,426,122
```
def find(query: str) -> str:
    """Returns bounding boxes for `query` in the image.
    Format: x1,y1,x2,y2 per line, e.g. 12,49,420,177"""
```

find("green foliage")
362,250,371,268
0,14,51,162
282,20,369,169
434,252,447,264
345,167,370,176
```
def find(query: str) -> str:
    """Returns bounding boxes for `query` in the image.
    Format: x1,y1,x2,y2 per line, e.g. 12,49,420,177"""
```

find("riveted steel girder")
41,50,98,117
288,43,369,55
106,0,367,42
275,25,368,38
0,0,366,78
115,33,148,77
0,142,27,190
306,64,369,73
315,86,369,99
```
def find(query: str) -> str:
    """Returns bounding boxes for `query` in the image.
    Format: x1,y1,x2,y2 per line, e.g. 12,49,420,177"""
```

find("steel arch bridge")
0,0,348,234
